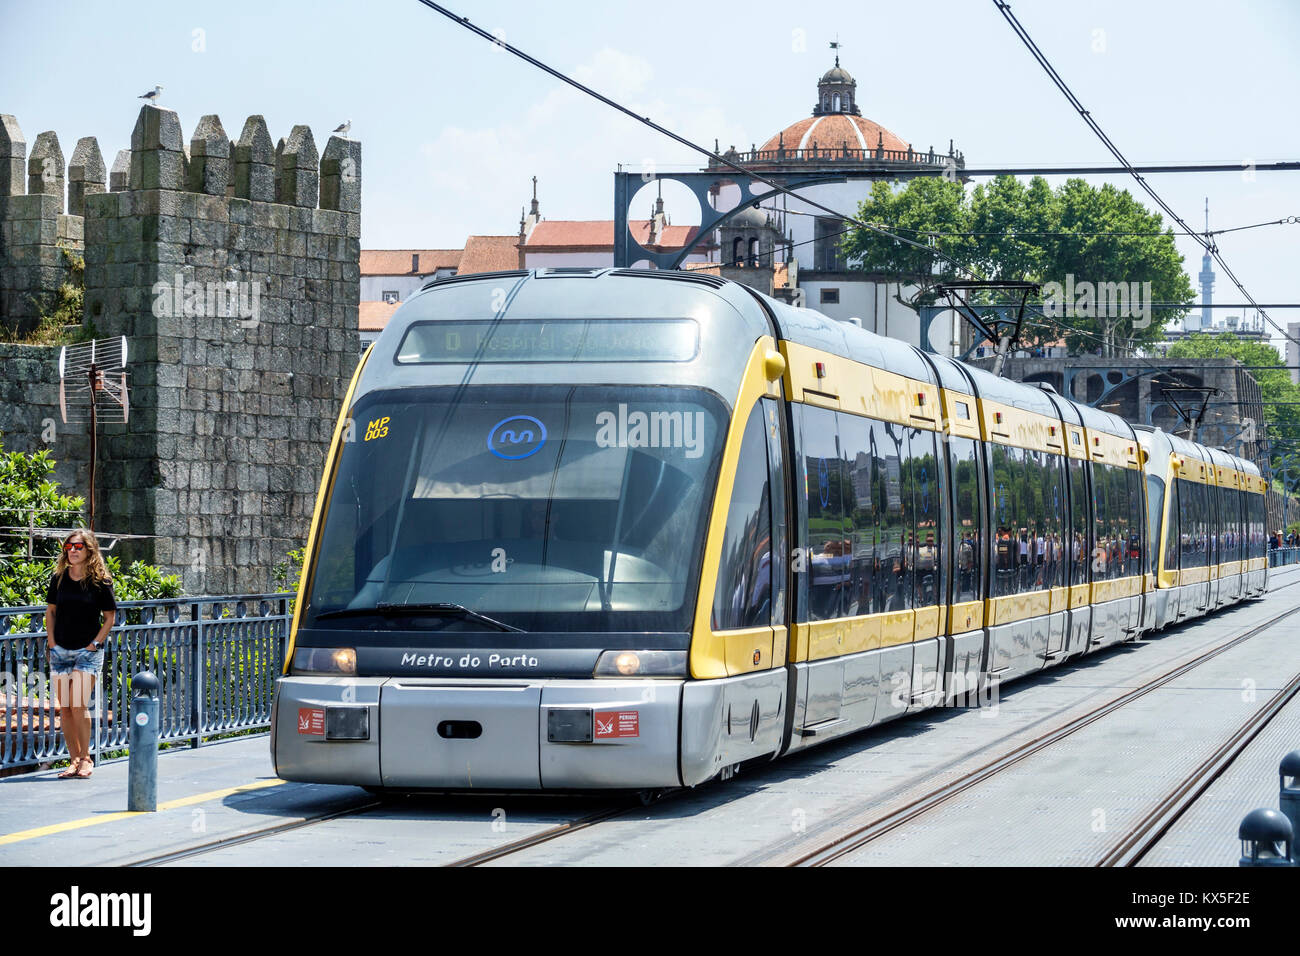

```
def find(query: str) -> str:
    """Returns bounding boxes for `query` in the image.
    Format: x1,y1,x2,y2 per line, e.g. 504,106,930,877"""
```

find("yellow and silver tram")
270,268,1268,790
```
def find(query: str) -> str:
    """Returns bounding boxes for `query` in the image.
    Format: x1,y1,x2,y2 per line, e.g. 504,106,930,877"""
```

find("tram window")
1117,466,1135,578
1090,462,1106,581
1255,493,1267,559
1068,456,1089,586
1240,488,1249,561
1021,449,1044,592
1207,483,1220,567
302,384,726,633
836,412,878,617
910,429,941,608
796,404,847,622
1123,466,1141,578
1146,474,1164,578
1163,476,1179,574
762,399,788,624
1126,467,1143,577
1093,463,1120,582
1197,483,1208,568
989,443,1020,597
1195,482,1205,568
949,437,982,604
877,421,912,611
1177,478,1195,568
712,406,773,631
1040,452,1065,590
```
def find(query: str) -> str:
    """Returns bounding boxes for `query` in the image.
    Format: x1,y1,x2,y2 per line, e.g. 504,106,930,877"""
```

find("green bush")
0,439,181,630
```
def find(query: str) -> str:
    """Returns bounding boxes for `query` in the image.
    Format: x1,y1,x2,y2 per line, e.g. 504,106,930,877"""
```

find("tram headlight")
593,649,687,678
292,646,358,675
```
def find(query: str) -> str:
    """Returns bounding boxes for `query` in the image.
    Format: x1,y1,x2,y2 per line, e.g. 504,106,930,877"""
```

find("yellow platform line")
0,777,286,847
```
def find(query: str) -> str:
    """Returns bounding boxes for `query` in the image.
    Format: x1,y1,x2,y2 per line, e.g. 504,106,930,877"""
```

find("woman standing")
44,529,117,779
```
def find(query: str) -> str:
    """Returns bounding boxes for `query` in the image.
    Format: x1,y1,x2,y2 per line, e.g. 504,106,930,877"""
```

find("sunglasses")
65,543,87,552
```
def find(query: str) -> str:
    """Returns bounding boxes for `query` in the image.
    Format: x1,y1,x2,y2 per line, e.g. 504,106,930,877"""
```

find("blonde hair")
55,528,112,588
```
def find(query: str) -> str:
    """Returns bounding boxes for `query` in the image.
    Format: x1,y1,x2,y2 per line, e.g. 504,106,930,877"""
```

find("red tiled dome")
760,113,909,156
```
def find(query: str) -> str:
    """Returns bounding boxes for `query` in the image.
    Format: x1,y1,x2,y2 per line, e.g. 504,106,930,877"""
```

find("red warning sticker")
297,707,325,736
594,710,639,739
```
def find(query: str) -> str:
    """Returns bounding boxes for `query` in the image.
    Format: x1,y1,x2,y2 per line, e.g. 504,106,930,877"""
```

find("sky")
3,0,1298,349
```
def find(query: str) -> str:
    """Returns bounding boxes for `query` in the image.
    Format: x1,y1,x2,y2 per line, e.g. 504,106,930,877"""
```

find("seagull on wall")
332,119,352,138
138,85,163,105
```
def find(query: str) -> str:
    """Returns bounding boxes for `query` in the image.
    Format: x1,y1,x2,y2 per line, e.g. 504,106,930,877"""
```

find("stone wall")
0,117,92,336
1,105,361,595
0,342,92,498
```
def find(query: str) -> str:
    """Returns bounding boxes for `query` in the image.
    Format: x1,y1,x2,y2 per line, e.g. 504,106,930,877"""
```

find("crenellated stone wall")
0,105,362,594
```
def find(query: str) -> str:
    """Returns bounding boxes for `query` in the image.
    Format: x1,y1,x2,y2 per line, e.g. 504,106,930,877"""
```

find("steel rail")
122,798,382,867
785,576,1300,867
442,804,635,867
1098,666,1300,867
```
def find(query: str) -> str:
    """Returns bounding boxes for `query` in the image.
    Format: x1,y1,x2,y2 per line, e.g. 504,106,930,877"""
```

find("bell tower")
813,41,860,116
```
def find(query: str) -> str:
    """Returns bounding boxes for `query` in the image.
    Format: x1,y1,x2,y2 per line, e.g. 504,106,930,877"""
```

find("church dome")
728,204,770,229
759,113,910,157
820,65,854,84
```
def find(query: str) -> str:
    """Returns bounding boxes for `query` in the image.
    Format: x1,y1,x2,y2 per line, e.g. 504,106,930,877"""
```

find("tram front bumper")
272,676,684,790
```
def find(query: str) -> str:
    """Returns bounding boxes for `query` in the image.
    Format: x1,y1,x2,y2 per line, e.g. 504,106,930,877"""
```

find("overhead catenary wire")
992,1,1300,356
779,206,1300,239
413,0,983,280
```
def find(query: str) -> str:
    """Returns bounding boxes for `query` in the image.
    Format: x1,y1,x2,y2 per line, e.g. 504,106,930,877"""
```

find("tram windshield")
301,384,727,633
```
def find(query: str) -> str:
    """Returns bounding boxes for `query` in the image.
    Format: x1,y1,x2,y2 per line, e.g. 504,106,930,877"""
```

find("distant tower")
1195,197,1215,332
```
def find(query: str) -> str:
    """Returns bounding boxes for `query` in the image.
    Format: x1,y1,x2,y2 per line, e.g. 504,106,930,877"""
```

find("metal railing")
1269,547,1300,567
708,145,960,168
0,593,292,771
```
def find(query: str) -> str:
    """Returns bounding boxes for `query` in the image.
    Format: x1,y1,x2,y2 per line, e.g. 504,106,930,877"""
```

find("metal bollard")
1238,807,1294,867
1281,751,1300,854
127,670,160,812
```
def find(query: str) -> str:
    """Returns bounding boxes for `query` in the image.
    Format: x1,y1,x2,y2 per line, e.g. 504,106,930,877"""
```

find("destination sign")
396,318,699,364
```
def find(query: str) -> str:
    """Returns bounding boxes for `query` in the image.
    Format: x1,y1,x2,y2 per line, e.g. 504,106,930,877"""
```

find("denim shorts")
49,645,104,675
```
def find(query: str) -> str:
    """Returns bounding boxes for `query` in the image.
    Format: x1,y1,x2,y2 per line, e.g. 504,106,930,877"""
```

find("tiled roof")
359,300,400,331
361,249,462,276
525,220,707,251
457,235,520,274
759,113,909,156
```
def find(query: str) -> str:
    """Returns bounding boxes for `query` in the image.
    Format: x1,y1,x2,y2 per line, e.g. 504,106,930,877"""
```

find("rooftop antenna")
59,336,130,531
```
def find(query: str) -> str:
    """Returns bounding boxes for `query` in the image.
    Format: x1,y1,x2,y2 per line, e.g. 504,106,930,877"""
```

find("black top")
45,572,117,650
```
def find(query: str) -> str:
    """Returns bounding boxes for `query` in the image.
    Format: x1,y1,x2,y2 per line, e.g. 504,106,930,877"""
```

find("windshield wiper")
315,602,524,632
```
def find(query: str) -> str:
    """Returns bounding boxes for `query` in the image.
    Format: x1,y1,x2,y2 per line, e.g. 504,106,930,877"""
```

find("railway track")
124,798,384,867
1098,664,1300,867
779,580,1300,867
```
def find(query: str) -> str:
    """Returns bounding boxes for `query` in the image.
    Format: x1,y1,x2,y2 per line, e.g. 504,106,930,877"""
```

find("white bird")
332,119,352,138
138,85,163,104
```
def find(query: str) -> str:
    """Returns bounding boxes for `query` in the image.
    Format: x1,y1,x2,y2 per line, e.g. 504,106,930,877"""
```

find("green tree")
0,438,180,618
839,177,974,315
0,437,84,562
842,176,1195,355
1165,333,1300,468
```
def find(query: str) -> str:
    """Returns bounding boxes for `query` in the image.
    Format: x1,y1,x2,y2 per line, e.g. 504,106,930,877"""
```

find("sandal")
57,763,80,779
74,758,93,778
